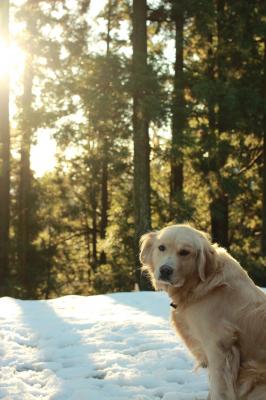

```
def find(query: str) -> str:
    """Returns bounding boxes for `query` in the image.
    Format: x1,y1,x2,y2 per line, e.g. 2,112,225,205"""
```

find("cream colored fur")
140,224,266,400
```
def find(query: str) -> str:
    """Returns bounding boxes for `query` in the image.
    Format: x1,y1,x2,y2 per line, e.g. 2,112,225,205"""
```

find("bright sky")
30,131,57,178
6,0,173,178
32,0,108,177
5,0,107,177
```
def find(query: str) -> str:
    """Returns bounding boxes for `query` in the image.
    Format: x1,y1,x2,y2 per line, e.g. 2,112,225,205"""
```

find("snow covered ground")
0,292,208,400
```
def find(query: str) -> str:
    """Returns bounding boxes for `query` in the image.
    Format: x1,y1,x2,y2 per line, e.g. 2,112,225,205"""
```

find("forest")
0,0,265,299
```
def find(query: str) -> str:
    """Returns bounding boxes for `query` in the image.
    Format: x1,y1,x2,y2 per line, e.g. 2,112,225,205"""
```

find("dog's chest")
172,309,200,348
171,308,208,366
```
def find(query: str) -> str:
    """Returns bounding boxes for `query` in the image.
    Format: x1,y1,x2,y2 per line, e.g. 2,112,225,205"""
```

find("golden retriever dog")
140,224,266,400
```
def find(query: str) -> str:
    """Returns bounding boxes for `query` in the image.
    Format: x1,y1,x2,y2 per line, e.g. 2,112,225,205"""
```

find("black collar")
170,302,177,309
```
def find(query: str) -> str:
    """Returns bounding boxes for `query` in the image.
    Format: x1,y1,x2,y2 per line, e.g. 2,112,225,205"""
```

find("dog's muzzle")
159,264,173,282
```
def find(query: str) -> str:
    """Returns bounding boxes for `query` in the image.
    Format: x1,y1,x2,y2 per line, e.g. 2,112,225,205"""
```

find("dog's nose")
159,264,173,281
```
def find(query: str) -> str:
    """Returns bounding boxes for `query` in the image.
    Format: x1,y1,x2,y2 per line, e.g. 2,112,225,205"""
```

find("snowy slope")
0,292,208,400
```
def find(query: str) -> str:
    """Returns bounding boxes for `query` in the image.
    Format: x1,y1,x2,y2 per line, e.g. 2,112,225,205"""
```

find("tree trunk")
209,0,229,249
99,2,111,265
91,189,98,270
84,215,91,266
210,195,229,247
18,56,33,295
170,0,185,221
44,228,54,300
216,0,226,134
206,33,216,135
262,38,266,256
100,140,108,264
132,0,151,290
0,0,10,294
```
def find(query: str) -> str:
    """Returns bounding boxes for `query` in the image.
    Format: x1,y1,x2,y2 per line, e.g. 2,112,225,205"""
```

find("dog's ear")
197,239,217,281
139,231,157,267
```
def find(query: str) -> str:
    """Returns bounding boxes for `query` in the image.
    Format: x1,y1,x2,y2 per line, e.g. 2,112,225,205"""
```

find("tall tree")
132,0,151,289
170,0,186,220
0,0,10,293
99,0,112,265
262,38,266,255
191,0,230,247
210,0,229,248
18,53,34,295
15,0,46,297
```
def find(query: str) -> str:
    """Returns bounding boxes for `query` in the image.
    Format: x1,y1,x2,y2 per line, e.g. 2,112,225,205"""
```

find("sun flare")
0,38,25,81
0,40,10,77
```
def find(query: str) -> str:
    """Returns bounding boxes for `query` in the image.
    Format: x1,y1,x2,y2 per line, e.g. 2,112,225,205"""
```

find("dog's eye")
179,249,190,256
158,245,166,251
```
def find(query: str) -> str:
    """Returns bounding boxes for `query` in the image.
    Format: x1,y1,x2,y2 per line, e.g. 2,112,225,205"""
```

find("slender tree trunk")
91,189,98,270
206,33,216,136
44,228,54,300
0,0,10,293
210,0,229,248
217,0,226,135
262,38,266,256
132,0,151,290
99,3,111,265
18,56,33,295
170,0,185,221
100,140,108,264
84,215,91,266
210,195,228,246
44,257,52,300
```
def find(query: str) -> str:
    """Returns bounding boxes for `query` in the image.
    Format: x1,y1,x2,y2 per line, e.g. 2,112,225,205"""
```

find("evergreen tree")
0,0,10,294
18,52,34,296
4,0,265,298
262,37,266,255
132,0,151,289
170,0,186,221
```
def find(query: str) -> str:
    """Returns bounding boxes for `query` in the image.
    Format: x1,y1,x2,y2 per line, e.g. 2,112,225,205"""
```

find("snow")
0,292,208,400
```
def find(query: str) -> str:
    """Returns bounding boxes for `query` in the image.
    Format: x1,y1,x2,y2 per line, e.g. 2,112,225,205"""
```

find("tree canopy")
0,0,265,298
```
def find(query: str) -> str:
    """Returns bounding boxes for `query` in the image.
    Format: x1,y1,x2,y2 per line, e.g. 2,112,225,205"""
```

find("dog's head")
140,224,217,290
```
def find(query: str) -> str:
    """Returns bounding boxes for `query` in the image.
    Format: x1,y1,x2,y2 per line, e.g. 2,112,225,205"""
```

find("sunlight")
6,0,107,177
28,0,107,177
0,40,9,77
31,130,57,178
0,39,25,78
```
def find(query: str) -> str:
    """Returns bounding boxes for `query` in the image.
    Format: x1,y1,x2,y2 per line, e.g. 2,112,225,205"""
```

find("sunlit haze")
31,131,57,178
8,0,107,177
0,40,10,77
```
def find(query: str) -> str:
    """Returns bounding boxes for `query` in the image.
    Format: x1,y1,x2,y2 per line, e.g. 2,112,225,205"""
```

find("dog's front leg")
207,343,240,400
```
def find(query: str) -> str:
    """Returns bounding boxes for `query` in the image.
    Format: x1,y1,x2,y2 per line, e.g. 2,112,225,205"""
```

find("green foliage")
6,0,266,298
